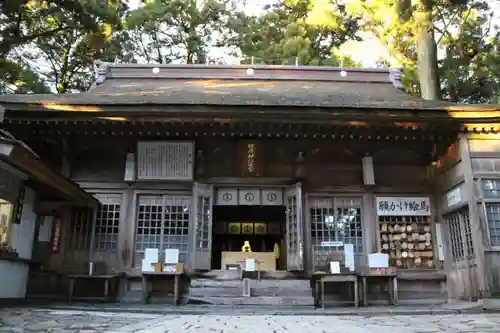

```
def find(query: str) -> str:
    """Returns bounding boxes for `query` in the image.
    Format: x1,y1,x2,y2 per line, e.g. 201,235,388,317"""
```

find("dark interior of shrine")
211,205,286,270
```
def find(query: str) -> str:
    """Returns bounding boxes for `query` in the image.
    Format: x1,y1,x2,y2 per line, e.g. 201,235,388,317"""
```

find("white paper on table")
344,243,355,272
245,259,256,272
163,264,177,272
141,259,155,272
164,249,180,264
144,248,159,262
329,261,340,274
368,252,389,268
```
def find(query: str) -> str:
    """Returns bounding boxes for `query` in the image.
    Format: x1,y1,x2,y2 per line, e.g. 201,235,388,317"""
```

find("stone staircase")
188,270,314,306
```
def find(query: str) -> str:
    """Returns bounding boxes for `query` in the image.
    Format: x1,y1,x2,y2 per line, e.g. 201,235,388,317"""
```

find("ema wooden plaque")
239,141,263,177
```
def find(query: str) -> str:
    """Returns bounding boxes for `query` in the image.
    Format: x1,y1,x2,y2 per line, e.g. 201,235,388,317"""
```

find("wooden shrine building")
1,63,500,303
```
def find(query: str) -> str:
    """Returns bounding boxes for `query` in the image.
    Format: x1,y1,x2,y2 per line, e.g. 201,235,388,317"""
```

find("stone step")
190,286,243,298
120,290,142,303
191,278,311,289
189,296,315,306
194,270,305,280
251,286,311,297
191,278,242,288
190,278,312,298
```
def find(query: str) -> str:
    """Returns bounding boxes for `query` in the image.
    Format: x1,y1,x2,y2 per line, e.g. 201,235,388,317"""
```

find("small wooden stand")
67,274,122,303
312,272,359,308
141,271,183,305
359,267,398,306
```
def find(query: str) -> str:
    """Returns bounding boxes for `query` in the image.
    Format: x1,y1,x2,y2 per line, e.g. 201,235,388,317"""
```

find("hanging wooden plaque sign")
241,222,254,235
239,141,263,177
13,185,25,225
228,222,241,235
254,223,267,235
51,217,62,253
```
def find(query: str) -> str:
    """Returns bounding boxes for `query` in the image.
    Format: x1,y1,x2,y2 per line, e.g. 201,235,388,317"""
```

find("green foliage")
0,0,124,55
124,0,232,64
0,58,49,94
1,0,127,93
227,0,362,66
347,0,500,103
439,11,500,103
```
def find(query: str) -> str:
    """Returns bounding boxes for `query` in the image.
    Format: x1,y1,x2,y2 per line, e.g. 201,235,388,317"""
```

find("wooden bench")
67,274,122,302
313,272,359,308
358,271,398,306
141,271,183,305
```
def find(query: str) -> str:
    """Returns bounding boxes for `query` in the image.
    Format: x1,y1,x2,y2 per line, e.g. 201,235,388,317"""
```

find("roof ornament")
339,57,347,77
94,61,110,86
389,67,405,90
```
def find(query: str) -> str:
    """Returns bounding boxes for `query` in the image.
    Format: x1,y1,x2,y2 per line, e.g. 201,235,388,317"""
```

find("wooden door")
285,183,304,271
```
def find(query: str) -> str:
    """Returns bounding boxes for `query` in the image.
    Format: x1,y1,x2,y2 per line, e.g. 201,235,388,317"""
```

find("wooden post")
459,134,486,296
88,208,97,273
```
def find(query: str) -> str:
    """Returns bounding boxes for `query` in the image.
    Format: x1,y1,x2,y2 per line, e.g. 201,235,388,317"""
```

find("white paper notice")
368,253,389,268
141,259,154,272
144,248,159,262
435,223,445,261
329,261,340,274
164,249,180,264
344,244,355,272
245,259,256,272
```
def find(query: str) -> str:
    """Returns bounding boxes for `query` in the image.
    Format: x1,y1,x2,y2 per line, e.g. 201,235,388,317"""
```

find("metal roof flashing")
89,62,403,88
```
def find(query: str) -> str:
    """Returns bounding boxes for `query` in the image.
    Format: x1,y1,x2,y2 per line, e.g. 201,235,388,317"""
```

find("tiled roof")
0,64,455,110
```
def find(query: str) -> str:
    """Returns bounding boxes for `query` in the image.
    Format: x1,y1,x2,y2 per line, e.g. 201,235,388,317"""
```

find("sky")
127,0,498,68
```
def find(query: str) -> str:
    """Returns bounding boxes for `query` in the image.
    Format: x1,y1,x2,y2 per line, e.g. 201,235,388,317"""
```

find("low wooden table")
313,273,359,308
67,274,122,302
141,271,183,305
359,272,398,306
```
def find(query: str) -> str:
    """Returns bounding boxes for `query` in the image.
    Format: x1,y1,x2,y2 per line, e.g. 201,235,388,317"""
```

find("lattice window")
310,197,363,253
481,179,500,199
164,196,190,253
461,210,474,257
444,213,464,261
195,195,210,250
136,196,163,250
471,158,500,173
286,195,298,254
485,203,500,246
94,194,122,250
69,207,93,250
135,195,190,256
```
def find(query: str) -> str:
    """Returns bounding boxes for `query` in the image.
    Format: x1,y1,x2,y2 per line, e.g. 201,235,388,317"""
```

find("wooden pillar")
122,189,136,271
304,192,313,276
363,190,376,263
458,134,486,294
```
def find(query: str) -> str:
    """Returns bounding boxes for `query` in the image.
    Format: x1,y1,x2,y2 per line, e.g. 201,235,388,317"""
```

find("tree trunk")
416,0,440,100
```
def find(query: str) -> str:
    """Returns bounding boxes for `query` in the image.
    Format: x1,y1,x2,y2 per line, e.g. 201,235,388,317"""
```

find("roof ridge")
90,61,405,90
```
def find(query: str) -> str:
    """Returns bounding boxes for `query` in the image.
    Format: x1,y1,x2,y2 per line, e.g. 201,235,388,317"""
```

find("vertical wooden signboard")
239,140,263,177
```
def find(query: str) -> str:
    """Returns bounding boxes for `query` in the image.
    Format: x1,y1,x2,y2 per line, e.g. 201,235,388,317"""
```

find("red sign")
50,217,62,253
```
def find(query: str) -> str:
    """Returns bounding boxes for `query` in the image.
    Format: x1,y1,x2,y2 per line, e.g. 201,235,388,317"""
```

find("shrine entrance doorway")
211,205,286,271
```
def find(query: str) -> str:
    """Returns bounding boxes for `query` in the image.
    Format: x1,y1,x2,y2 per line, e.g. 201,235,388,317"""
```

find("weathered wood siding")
433,139,481,300
32,135,449,304
468,134,500,296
